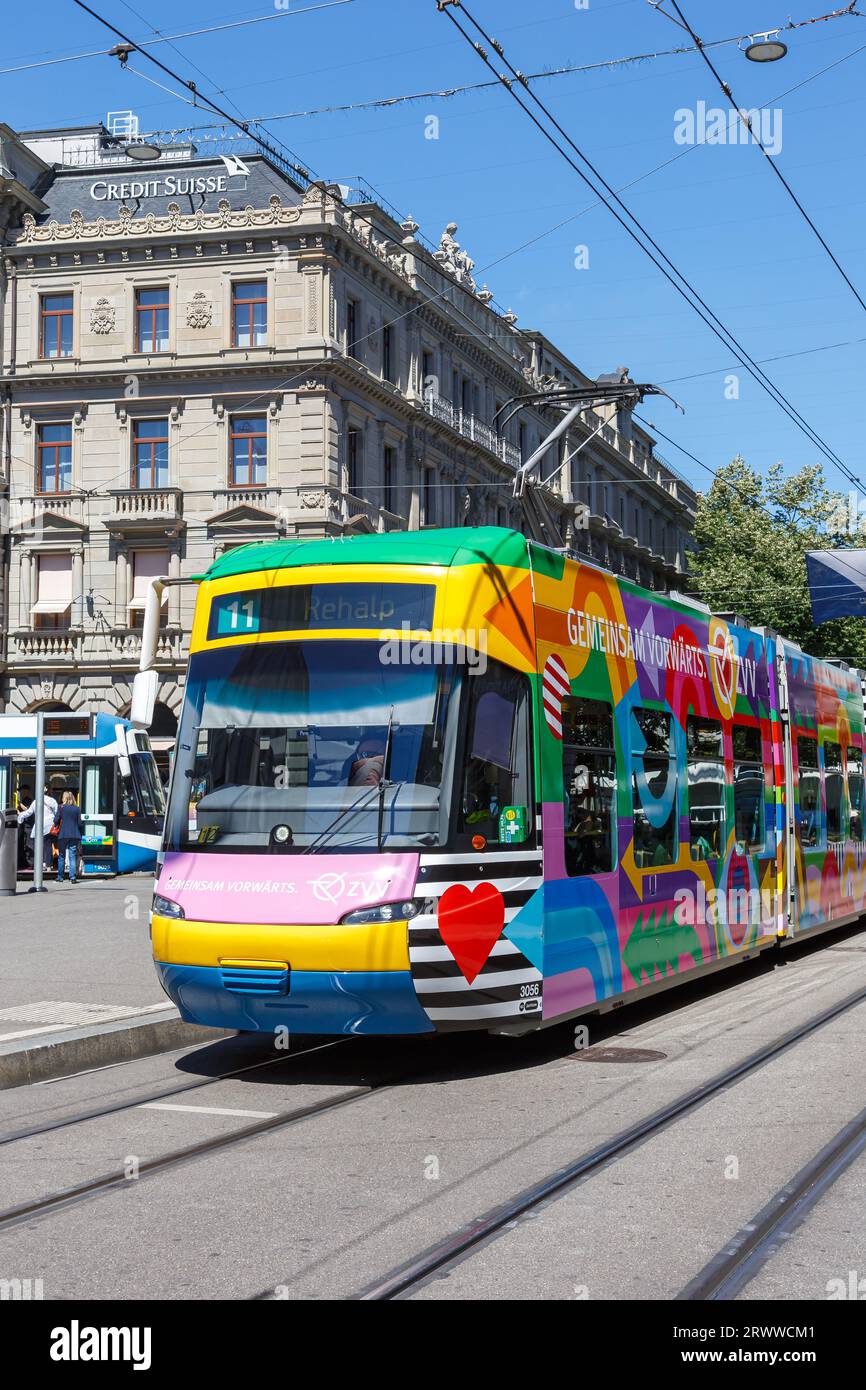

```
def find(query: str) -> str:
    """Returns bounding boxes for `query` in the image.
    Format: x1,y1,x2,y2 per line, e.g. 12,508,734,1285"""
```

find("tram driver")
347,736,386,787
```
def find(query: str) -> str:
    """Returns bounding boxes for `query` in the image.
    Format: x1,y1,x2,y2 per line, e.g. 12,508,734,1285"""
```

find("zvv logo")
307,872,392,905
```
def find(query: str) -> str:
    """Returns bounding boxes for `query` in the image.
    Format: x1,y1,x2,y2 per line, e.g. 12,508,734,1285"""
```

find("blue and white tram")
0,711,164,875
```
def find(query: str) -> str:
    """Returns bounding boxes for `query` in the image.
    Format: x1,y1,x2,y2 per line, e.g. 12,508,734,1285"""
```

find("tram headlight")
340,898,434,926
152,892,185,920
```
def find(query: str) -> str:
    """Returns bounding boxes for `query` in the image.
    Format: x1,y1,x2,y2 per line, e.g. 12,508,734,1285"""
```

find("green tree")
688,458,866,668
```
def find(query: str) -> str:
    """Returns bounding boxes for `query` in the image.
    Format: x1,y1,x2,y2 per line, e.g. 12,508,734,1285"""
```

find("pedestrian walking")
16,784,33,868
53,790,83,884
17,785,59,872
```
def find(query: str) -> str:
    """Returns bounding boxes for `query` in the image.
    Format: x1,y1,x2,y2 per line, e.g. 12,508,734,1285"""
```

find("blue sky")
4,0,865,496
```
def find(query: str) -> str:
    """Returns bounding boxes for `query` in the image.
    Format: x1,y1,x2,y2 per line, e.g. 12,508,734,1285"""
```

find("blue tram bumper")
154,961,435,1036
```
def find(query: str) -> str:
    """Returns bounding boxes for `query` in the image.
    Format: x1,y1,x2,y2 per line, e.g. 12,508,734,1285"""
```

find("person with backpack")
53,790,83,884
18,786,59,873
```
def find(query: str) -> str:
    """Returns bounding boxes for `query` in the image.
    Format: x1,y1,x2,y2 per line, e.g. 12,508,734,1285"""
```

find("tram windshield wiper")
301,781,384,855
376,705,396,854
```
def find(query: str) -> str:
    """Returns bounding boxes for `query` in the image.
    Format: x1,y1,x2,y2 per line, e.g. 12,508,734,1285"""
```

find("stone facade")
0,124,696,754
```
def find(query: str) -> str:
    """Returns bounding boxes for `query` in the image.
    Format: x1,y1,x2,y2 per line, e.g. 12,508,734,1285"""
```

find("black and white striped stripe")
409,852,544,1030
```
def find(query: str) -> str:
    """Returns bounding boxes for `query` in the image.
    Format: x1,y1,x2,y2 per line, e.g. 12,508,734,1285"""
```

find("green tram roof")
202,526,534,580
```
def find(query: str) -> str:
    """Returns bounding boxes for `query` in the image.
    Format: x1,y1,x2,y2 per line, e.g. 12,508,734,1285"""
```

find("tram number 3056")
519,982,541,1013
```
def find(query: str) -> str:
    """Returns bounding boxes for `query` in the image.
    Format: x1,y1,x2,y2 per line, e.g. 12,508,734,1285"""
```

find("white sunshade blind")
129,549,169,608
32,552,73,614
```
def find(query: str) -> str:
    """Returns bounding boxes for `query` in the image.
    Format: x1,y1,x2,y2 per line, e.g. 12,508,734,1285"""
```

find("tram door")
0,758,9,809
80,757,116,873
775,649,797,938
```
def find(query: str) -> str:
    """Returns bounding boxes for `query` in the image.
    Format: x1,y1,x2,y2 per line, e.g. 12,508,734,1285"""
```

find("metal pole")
538,414,607,490
32,711,47,892
513,401,586,499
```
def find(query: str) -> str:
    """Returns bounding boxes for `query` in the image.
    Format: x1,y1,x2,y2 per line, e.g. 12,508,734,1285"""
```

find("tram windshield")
120,751,166,818
165,640,533,853
169,641,432,853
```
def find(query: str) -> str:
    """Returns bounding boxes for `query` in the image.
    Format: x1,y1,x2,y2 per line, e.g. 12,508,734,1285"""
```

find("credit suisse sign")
89,173,231,201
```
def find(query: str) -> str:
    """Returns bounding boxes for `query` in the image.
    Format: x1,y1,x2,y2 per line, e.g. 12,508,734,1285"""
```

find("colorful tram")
2,712,165,875
150,528,866,1035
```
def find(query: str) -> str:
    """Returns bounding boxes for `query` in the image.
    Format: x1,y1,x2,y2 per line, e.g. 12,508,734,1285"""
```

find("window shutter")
32,553,73,614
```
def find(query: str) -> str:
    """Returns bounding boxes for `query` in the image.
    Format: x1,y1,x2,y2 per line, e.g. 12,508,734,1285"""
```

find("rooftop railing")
422,393,521,470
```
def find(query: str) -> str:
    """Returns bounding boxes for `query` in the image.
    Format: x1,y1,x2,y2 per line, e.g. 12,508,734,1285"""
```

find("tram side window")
631,708,677,868
562,697,616,876
733,725,765,850
686,716,724,860
460,664,532,844
848,747,865,841
796,735,821,848
120,753,166,818
824,741,845,843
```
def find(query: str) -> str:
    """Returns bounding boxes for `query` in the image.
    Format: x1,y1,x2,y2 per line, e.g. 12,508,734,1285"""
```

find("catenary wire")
72,0,318,178
124,9,861,127
665,0,866,319
441,1,862,486
15,24,857,506
439,2,863,492
113,0,320,184
8,14,863,516
0,2,354,76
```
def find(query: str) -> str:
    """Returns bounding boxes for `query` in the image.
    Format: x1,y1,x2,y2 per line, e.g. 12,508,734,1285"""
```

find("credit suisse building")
0,123,695,761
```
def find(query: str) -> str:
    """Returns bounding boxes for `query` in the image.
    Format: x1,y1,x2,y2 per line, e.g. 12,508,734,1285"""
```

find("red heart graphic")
437,883,506,984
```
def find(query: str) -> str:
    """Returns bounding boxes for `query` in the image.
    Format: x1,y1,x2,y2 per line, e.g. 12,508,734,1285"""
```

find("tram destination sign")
43,714,92,738
208,582,437,639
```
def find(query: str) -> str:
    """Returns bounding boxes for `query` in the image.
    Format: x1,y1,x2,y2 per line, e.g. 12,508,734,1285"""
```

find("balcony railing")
421,394,521,470
211,486,284,515
107,487,184,529
580,412,694,503
342,492,404,533
8,626,184,666
9,629,82,662
108,628,184,661
12,494,87,533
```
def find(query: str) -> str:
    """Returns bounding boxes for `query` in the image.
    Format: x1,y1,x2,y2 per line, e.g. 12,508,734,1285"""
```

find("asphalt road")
1,920,866,1300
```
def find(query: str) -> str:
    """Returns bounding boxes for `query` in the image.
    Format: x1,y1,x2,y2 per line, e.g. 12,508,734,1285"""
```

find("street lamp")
744,34,788,62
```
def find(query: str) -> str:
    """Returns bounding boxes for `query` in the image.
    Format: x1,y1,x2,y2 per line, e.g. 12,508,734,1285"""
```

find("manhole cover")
572,1045,667,1064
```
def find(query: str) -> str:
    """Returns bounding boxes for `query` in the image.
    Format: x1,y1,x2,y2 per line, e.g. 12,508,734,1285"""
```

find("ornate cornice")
15,195,302,246
340,210,412,288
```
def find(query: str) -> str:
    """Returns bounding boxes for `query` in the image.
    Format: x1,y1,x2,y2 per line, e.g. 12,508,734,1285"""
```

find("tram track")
677,1101,866,1301
347,981,866,1300
0,1035,354,1146
3,960,866,1284
0,935,812,1151
5,911,859,1148
0,1062,406,1234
